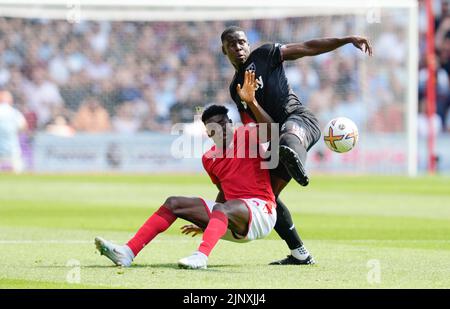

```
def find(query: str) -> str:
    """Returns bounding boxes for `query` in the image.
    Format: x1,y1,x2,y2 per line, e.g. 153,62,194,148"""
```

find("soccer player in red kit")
95,71,277,269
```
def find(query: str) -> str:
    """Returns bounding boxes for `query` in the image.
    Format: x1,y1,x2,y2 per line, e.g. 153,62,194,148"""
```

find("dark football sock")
274,197,303,250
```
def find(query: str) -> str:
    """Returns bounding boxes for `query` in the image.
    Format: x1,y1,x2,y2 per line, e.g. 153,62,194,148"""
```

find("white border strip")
0,0,418,9
0,240,92,244
0,0,418,21
0,8,374,21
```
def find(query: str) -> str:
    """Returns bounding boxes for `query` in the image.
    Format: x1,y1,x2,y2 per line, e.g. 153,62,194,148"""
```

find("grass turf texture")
0,174,449,288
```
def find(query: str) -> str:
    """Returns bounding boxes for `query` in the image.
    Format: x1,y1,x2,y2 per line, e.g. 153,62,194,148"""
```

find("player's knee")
280,120,296,134
280,131,302,148
280,120,313,150
311,125,321,144
211,203,230,216
163,196,180,211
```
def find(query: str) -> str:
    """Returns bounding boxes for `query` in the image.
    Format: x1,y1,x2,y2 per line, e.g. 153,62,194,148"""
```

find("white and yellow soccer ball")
323,117,359,153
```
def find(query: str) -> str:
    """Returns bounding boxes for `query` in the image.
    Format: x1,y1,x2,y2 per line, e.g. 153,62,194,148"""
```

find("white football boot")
178,251,208,269
95,237,134,267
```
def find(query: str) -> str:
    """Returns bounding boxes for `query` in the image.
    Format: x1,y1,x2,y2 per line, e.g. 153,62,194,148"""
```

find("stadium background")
1,0,448,175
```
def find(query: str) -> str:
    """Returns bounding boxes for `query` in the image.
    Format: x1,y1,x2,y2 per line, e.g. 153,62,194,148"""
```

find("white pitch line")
0,239,449,244
0,239,192,244
336,240,450,243
0,240,93,244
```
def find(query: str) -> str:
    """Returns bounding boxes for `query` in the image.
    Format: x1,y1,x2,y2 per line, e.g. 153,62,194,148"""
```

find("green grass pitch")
0,173,450,288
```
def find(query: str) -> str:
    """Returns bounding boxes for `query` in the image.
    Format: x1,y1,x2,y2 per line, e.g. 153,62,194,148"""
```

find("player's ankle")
291,245,310,260
194,251,208,260
123,245,135,260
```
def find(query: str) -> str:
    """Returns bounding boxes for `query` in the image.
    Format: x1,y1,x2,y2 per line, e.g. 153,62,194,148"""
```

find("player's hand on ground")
236,70,257,103
180,224,203,237
350,36,372,56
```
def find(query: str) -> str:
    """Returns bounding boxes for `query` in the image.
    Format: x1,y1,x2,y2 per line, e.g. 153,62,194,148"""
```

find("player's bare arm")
236,70,274,140
281,35,373,60
215,184,226,203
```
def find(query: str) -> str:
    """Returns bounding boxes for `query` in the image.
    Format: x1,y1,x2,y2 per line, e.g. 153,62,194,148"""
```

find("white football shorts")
200,198,277,243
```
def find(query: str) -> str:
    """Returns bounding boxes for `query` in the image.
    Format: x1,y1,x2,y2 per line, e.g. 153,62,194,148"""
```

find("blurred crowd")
0,1,449,137
418,0,450,136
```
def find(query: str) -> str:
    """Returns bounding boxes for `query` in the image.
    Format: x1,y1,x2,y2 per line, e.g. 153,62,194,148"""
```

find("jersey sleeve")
256,43,283,68
202,155,219,185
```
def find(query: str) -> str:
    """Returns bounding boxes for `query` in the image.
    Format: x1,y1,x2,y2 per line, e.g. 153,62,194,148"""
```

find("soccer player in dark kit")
222,25,372,265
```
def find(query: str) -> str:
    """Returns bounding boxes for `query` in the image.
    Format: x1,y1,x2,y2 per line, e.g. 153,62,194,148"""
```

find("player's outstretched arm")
281,36,373,60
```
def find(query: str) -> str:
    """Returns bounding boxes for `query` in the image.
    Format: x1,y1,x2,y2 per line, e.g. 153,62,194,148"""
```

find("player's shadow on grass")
86,263,243,272
35,265,120,269
37,264,243,271
131,263,244,271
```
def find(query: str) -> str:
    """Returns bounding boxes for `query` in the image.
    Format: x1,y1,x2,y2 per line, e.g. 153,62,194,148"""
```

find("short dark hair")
221,26,245,43
201,105,229,123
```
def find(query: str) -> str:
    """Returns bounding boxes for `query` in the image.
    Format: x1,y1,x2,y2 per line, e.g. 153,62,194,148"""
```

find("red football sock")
198,210,228,257
126,206,176,256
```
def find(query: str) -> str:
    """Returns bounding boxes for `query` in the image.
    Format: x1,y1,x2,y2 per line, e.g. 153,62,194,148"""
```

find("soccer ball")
323,117,359,153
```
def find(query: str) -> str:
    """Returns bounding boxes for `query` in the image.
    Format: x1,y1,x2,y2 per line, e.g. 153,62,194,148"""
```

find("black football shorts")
270,105,321,182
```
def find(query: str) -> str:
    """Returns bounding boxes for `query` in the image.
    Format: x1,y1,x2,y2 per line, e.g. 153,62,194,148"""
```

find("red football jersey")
239,111,255,125
202,124,275,203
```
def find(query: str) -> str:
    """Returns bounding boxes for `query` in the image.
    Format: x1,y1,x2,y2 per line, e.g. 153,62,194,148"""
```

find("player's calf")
271,198,315,265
